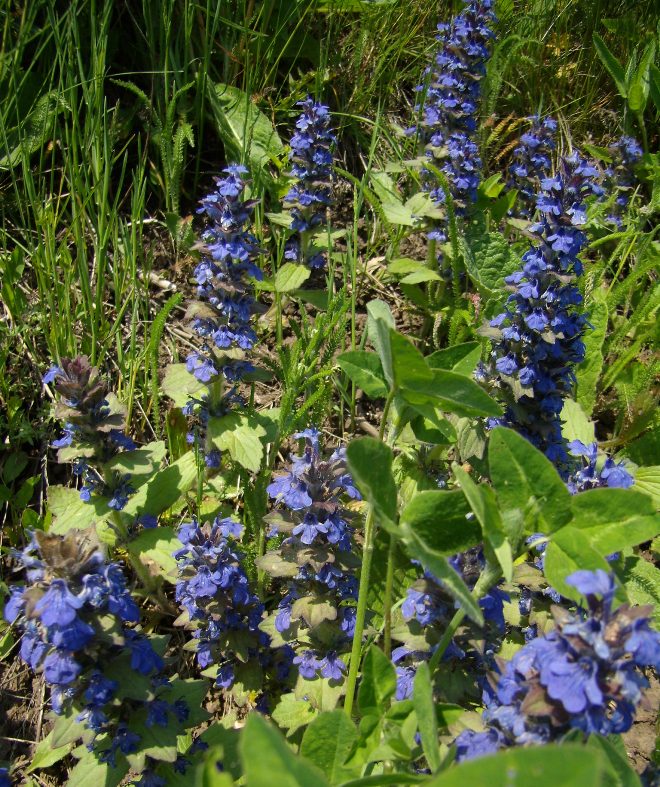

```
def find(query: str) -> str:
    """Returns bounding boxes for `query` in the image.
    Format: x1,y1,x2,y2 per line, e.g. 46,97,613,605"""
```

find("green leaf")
401,368,502,418
561,399,596,446
208,412,266,472
47,485,110,534
50,707,87,747
587,735,642,787
387,258,427,276
367,300,396,386
576,296,608,416
413,663,440,773
628,37,656,112
0,90,70,169
300,710,359,783
593,33,628,98
123,452,198,517
358,645,397,715
405,191,443,220
489,427,572,537
462,226,521,294
390,331,434,390
347,438,398,528
615,556,660,626
207,82,283,182
480,173,505,199
241,714,330,787
271,694,318,737
127,526,180,583
66,749,127,787
201,749,236,787
425,743,605,786
26,731,73,773
426,342,481,375
399,490,480,556
632,466,660,509
161,362,207,408
400,269,442,284
275,263,312,293
569,489,659,555
106,441,167,476
544,527,611,602
452,464,513,580
381,200,416,226
337,351,389,399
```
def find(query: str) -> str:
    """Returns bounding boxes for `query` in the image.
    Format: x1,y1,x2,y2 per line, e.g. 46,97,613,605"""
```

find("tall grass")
0,0,656,464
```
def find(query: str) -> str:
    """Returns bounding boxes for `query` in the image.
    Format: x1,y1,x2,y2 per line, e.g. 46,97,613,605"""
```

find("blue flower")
187,167,262,386
507,116,557,219
47,618,95,650
124,631,164,675
293,650,322,680
84,671,118,705
454,727,505,761
43,650,82,685
567,440,634,493
454,570,660,760
320,651,346,681
19,624,49,669
34,579,84,627
146,699,171,727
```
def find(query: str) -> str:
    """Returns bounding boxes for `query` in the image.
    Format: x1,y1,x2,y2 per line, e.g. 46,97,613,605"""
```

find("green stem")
428,563,501,672
344,388,396,717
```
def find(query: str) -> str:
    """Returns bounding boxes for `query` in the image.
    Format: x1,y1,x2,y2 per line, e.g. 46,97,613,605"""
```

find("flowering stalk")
257,429,361,691
282,99,336,270
43,357,137,518
480,153,601,476
454,570,660,760
184,165,262,467
603,135,642,227
415,0,496,264
173,517,269,696
3,530,189,776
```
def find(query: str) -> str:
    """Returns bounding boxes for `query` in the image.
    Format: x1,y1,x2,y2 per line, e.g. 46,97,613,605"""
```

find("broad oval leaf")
569,488,659,555
400,490,480,556
300,710,359,783
274,263,311,293
241,713,330,787
347,438,398,528
337,350,389,399
426,743,605,787
489,427,572,537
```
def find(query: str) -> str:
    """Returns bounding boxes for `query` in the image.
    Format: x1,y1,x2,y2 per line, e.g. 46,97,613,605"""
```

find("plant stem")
428,563,501,672
344,388,395,717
